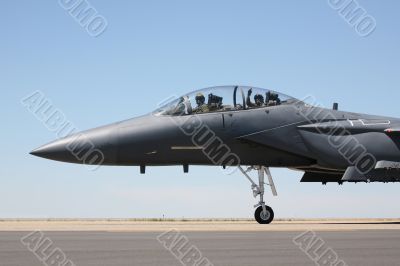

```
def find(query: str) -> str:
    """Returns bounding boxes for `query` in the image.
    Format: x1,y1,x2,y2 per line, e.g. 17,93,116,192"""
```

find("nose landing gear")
254,205,274,224
238,166,277,224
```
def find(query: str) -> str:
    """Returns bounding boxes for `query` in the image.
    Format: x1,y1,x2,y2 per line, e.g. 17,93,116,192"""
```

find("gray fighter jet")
30,86,400,224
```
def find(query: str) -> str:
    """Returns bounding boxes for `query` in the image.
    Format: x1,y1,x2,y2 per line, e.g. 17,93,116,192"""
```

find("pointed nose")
30,141,65,158
30,124,118,165
30,135,80,162
30,135,90,163
30,149,43,157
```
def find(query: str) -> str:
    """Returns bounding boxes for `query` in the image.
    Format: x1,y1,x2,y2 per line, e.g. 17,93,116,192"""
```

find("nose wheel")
255,205,274,224
238,166,277,224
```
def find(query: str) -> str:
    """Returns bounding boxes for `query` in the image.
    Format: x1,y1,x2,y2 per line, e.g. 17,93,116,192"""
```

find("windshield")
155,85,298,116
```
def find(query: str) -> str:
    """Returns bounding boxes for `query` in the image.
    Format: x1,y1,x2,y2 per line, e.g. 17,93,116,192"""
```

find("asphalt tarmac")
1,229,400,266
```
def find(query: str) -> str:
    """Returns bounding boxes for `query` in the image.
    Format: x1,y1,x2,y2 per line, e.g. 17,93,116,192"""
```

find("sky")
1,0,400,219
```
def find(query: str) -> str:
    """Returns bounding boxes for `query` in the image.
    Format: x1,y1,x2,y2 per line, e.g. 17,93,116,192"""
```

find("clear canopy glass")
155,86,298,116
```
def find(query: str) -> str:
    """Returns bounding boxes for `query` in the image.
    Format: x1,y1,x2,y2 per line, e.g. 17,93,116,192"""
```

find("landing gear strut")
238,166,277,224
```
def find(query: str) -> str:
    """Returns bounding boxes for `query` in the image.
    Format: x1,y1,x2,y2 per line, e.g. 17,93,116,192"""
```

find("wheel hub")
260,210,270,221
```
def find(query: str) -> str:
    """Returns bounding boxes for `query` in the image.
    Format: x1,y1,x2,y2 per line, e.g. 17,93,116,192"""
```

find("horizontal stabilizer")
375,160,400,169
342,166,400,182
341,167,368,182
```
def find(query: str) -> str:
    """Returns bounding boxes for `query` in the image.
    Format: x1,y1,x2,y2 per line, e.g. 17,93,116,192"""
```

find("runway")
1,220,400,266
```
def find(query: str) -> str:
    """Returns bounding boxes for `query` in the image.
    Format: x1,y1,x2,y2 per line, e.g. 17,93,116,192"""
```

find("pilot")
265,91,281,106
246,88,264,108
208,93,223,111
194,93,209,113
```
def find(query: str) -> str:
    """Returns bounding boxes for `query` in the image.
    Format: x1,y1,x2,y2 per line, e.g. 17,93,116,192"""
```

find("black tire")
254,205,274,224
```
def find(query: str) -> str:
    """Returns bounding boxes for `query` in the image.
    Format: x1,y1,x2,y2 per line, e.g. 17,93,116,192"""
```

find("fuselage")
31,102,400,172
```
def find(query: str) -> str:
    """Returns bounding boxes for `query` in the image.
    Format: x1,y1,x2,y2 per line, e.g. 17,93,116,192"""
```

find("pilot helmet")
254,94,264,105
195,93,205,105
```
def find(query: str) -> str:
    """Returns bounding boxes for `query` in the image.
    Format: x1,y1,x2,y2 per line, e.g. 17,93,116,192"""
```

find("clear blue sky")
1,0,400,218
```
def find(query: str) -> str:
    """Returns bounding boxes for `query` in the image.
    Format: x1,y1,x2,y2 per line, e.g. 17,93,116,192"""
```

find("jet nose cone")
30,146,53,158
30,124,118,165
30,136,78,162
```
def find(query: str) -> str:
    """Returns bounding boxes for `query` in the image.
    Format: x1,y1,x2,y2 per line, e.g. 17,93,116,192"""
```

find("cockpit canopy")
155,86,298,116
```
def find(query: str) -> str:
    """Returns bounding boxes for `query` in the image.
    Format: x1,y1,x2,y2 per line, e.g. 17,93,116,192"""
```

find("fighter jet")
30,85,400,224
